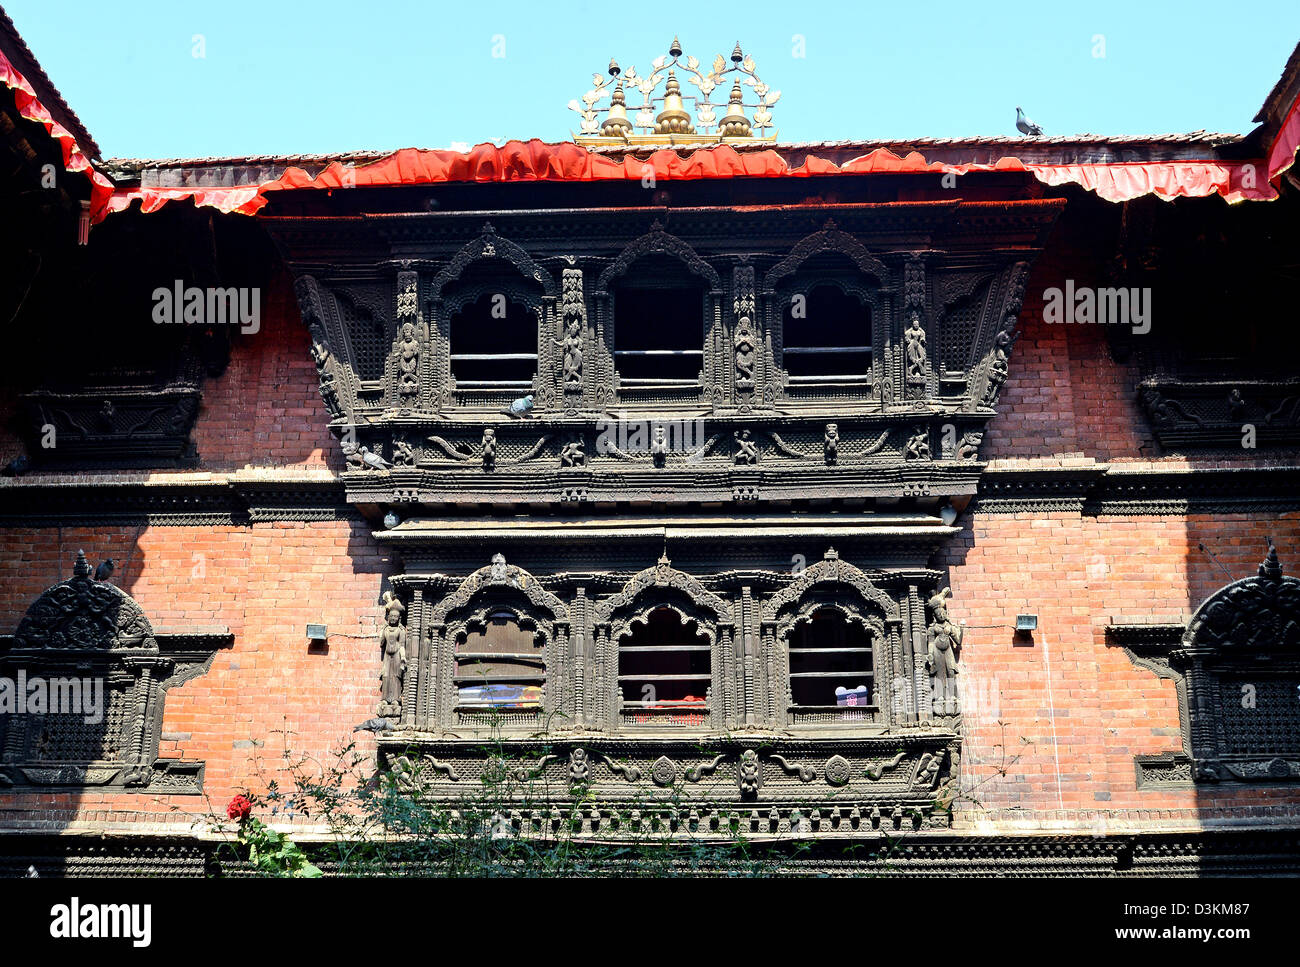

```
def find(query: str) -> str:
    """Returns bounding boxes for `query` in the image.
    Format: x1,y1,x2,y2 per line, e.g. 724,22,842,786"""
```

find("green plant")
223,793,322,878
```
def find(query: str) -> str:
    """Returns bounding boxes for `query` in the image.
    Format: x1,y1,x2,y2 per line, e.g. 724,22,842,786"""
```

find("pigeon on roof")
1016,107,1044,137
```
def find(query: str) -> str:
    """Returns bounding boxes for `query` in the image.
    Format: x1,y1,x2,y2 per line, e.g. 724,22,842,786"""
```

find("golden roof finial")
719,79,751,138
569,38,778,147
602,80,633,139
655,70,694,135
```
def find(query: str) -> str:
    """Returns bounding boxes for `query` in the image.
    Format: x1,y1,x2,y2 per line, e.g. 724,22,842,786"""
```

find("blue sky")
7,1,1299,159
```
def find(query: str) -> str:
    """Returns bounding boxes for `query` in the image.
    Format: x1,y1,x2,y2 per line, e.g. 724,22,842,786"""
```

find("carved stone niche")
1109,546,1300,786
0,551,228,793
19,354,205,469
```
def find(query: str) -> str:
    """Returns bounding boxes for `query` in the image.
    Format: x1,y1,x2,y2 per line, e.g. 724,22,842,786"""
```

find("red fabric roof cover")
98,132,1296,224
0,47,112,216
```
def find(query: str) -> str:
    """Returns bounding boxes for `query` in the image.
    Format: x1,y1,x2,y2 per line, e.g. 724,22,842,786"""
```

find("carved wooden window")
618,607,711,726
612,255,707,385
1180,548,1300,783
787,607,875,716
338,291,390,383
449,293,538,390
0,552,225,793
1113,548,1300,786
781,284,872,385
454,609,545,719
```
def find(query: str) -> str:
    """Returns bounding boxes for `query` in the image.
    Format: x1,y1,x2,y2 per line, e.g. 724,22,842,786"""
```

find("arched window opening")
619,606,711,726
788,607,874,714
612,255,707,384
782,284,872,384
449,293,538,388
454,609,545,711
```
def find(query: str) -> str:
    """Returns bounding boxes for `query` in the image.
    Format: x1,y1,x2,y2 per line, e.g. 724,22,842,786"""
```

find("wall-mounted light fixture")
1014,614,1036,646
307,624,329,654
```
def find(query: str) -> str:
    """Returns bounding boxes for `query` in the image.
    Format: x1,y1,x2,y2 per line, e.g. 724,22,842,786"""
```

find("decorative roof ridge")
104,132,1248,170
0,6,101,159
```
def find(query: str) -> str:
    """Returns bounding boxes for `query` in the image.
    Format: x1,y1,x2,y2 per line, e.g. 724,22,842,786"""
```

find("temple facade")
2,26,1300,875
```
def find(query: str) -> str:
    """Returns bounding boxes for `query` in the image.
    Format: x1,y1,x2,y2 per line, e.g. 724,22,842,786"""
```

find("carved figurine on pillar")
560,317,584,387
925,588,963,716
396,322,420,398
734,316,756,390
310,341,345,422
982,323,1017,407
377,591,407,718
904,313,927,395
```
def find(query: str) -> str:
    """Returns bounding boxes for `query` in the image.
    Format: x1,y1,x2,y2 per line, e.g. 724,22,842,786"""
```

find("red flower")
226,795,254,822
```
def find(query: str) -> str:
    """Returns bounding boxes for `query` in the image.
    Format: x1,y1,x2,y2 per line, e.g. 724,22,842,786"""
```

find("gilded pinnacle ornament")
568,36,780,147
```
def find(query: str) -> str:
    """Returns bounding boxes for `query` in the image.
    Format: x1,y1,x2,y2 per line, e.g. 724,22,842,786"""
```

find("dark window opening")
613,259,706,383
788,608,874,708
454,610,544,708
782,284,872,382
619,607,711,723
449,294,538,387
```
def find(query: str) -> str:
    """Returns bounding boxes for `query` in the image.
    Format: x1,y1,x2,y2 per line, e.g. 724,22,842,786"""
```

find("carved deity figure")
309,340,344,419
983,326,1016,406
392,434,415,467
905,313,927,383
397,322,420,397
905,427,930,461
824,423,839,466
738,749,761,797
925,588,963,716
481,428,497,471
651,423,668,467
734,317,756,387
569,747,590,784
561,439,585,467
734,429,759,465
377,591,407,717
560,318,584,386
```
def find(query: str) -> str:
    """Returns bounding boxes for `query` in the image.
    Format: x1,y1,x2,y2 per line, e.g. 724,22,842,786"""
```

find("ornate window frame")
427,226,557,412
1181,546,1300,783
424,555,570,734
593,224,724,408
762,222,893,405
593,555,735,732
0,551,227,793
1109,547,1300,786
761,549,902,730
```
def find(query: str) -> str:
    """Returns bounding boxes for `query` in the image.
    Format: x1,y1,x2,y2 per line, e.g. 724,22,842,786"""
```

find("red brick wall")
192,266,344,473
944,510,1300,829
